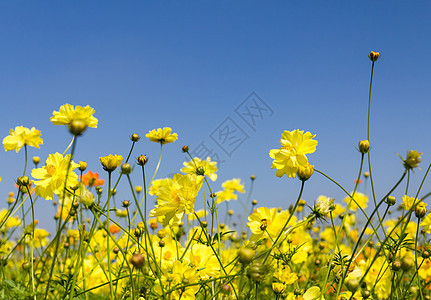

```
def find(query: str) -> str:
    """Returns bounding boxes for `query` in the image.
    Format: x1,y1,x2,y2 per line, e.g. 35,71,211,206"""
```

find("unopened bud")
79,161,87,171
386,196,396,206
369,51,380,62
297,164,314,181
17,176,30,187
131,133,140,142
182,145,189,153
129,252,145,269
359,140,370,154
33,156,40,165
238,247,255,264
403,150,422,170
137,155,148,166
121,163,132,175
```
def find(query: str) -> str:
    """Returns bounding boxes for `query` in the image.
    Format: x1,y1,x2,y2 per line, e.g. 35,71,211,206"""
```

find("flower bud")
250,175,256,180
246,262,266,282
79,161,87,171
252,199,258,206
68,119,87,136
129,252,145,269
221,284,231,294
297,164,314,181
137,155,148,166
121,163,132,175
364,172,369,178
404,150,422,170
135,186,142,193
358,140,370,154
158,240,165,248
392,260,401,271
415,202,427,219
17,176,30,187
130,133,140,142
422,251,430,259
401,255,415,271
386,196,396,206
201,221,208,228
182,145,189,153
238,247,255,264
369,51,380,62
122,200,130,208
33,156,40,165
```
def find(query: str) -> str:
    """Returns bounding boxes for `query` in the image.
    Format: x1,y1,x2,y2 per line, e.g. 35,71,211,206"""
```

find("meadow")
1,51,430,300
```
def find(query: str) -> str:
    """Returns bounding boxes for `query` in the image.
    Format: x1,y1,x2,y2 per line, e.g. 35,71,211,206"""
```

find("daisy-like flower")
344,191,368,211
269,129,317,178
99,154,123,172
146,127,178,144
3,126,43,153
247,207,296,242
402,195,420,211
149,173,203,226
80,170,105,187
31,152,79,200
181,156,218,181
50,103,98,135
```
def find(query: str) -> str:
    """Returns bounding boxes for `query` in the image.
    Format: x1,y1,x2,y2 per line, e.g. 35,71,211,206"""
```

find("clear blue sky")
1,1,430,231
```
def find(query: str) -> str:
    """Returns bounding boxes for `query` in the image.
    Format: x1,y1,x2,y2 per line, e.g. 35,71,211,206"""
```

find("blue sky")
1,1,430,231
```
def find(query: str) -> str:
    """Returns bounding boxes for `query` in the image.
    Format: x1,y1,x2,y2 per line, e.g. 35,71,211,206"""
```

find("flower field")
1,51,431,300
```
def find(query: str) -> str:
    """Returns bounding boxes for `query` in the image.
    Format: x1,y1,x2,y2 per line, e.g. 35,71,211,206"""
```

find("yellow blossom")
149,173,203,226
99,154,123,172
3,126,43,153
50,103,98,128
146,127,178,144
269,129,317,178
344,191,368,211
402,195,420,210
181,156,218,181
31,152,79,200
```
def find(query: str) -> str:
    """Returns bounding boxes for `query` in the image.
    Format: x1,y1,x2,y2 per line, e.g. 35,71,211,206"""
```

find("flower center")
46,164,57,176
282,144,293,151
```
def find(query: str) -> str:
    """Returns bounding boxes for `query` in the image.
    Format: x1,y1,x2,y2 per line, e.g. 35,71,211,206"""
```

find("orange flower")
80,171,104,187
109,223,121,234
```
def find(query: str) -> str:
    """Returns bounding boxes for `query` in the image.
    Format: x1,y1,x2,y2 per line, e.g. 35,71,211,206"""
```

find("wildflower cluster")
0,51,430,300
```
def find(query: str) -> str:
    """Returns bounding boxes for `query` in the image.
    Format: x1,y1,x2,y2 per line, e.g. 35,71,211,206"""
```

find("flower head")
50,104,98,135
181,157,218,181
146,127,178,144
80,171,105,187
149,173,203,226
344,191,368,211
269,129,317,178
3,126,43,153
99,154,123,172
31,152,79,200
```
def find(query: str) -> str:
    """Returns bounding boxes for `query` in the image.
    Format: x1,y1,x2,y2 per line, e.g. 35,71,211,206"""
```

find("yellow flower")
146,127,178,144
0,209,21,228
149,173,203,226
3,126,43,153
344,191,368,211
99,154,123,172
247,207,296,242
31,152,79,200
50,103,98,128
402,195,420,210
181,156,218,181
269,129,317,178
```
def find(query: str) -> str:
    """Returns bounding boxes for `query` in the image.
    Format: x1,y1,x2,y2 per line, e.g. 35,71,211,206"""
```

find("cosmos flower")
3,126,43,153
181,156,218,181
269,129,317,178
31,152,79,200
146,127,178,144
50,103,98,128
